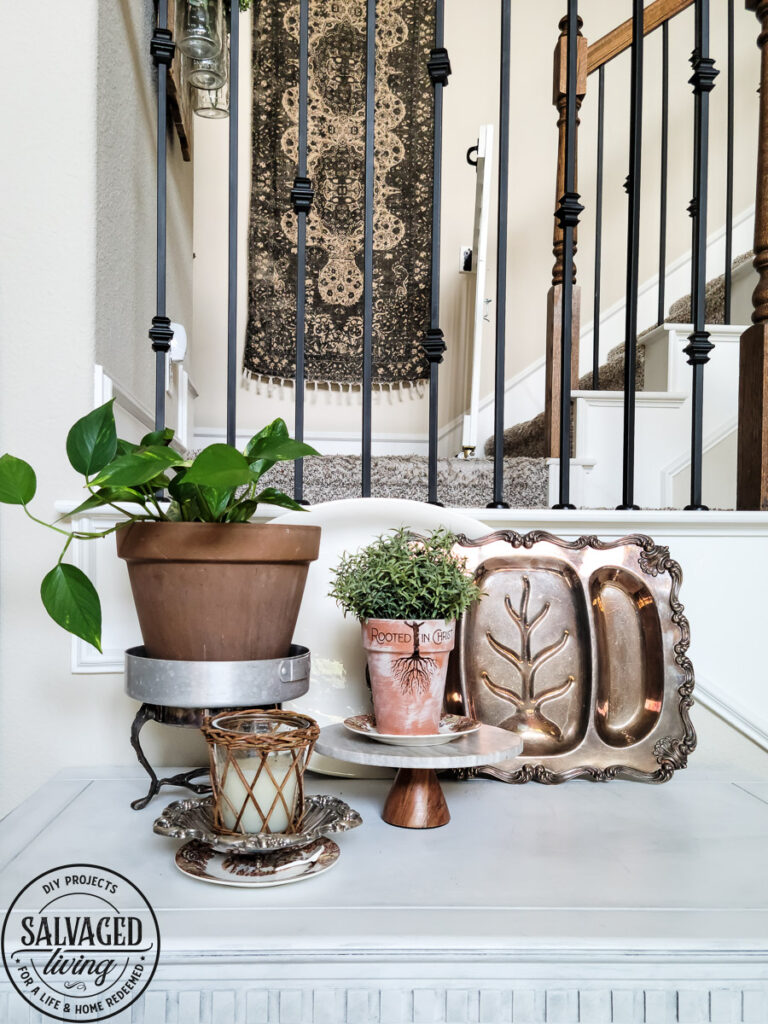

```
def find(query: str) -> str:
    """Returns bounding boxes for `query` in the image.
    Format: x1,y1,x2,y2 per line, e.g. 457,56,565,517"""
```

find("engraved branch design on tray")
482,575,575,740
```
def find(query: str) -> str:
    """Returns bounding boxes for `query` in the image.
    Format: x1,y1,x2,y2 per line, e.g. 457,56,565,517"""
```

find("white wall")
191,1,761,447
0,0,195,816
96,0,194,423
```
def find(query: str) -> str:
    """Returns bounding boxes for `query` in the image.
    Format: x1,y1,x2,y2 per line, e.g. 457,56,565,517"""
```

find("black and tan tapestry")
244,0,434,389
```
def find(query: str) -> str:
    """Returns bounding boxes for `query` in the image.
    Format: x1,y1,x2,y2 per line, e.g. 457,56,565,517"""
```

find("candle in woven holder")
202,710,319,835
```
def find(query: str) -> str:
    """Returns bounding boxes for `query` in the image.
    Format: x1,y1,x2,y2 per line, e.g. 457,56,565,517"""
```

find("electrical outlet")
460,246,473,273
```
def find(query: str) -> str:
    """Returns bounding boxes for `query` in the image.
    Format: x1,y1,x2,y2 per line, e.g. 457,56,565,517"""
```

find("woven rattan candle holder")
202,709,320,836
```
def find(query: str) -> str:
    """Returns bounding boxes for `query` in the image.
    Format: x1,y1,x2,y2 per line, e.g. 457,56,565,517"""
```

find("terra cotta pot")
116,522,320,661
362,618,456,735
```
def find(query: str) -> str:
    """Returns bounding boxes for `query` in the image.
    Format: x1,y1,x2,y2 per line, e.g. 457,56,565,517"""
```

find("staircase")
262,255,748,509
256,252,752,510
475,253,754,510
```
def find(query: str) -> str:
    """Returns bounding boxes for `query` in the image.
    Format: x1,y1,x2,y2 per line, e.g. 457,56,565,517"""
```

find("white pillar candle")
220,752,298,834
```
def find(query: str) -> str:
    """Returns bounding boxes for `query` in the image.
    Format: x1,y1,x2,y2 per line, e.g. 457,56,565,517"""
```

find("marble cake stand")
315,723,523,829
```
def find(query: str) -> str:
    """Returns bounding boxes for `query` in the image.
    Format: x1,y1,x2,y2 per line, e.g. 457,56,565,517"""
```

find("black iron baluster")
724,0,735,323
361,0,375,498
658,19,669,327
226,0,240,446
685,0,718,510
553,0,582,510
423,0,451,506
592,64,605,391
488,0,511,509
291,0,313,502
149,0,175,432
617,0,644,511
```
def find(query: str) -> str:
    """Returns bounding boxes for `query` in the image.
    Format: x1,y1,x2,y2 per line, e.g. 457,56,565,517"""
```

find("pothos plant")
329,528,482,623
0,400,318,652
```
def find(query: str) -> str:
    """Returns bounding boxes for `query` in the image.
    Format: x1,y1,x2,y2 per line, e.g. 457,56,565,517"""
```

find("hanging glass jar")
176,0,222,61
192,33,230,118
185,48,226,91
193,84,230,118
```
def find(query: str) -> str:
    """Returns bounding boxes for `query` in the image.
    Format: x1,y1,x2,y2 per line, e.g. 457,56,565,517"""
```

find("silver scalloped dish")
153,794,362,854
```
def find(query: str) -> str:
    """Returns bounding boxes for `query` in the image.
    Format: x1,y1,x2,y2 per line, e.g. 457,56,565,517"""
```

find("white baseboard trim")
193,426,430,456
93,365,154,431
661,415,739,506
94,365,197,448
579,205,755,370
696,676,768,753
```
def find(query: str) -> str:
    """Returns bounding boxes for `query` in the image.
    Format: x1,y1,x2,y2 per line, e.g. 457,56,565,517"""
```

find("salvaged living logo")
2,864,160,1022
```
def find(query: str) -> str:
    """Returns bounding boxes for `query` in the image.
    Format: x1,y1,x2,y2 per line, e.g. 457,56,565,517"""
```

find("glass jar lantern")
193,83,230,119
185,50,226,91
203,710,320,835
177,0,222,61
192,33,229,119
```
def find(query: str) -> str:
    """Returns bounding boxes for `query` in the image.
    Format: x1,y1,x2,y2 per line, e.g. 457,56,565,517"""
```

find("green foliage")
0,454,36,505
329,528,482,622
66,400,118,475
41,564,102,653
0,402,320,650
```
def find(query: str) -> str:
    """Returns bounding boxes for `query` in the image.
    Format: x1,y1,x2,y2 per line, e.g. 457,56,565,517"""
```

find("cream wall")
96,0,194,417
0,0,195,816
577,3,758,363
191,1,761,449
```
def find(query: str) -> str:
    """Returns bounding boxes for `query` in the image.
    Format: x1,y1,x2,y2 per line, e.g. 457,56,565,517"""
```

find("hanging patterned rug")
244,0,434,390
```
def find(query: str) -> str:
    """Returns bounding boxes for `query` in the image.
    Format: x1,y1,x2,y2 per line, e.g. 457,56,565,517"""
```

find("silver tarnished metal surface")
154,794,362,853
125,644,311,709
453,532,695,784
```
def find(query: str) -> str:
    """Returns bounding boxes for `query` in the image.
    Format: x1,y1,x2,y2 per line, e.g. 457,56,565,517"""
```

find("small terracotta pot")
116,522,320,661
362,618,456,735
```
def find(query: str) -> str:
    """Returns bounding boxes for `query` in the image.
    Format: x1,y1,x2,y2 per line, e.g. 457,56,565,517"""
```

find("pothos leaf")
0,454,36,505
41,563,102,652
65,400,118,475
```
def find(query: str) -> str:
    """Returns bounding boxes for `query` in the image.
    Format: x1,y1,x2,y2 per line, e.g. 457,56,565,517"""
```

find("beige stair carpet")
267,455,548,508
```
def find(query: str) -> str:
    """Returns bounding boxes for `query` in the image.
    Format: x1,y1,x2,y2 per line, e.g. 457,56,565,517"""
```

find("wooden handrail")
587,0,694,75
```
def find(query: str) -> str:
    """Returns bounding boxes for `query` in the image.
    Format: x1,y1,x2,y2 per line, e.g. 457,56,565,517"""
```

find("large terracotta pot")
362,618,456,735
116,522,321,661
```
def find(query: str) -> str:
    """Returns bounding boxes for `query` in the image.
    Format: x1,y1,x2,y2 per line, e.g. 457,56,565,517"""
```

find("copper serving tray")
452,532,695,783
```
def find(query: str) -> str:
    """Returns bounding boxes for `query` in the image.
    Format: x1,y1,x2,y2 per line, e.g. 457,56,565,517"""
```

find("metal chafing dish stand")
124,644,311,810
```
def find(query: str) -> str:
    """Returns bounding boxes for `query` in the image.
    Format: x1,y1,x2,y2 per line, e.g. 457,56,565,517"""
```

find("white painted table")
1,754,767,1023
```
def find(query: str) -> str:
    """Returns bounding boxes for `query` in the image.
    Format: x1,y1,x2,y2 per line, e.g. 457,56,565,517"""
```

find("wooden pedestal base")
381,768,451,829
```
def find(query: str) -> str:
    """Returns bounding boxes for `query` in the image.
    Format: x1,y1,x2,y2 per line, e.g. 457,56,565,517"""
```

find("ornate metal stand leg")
382,768,451,829
130,703,210,811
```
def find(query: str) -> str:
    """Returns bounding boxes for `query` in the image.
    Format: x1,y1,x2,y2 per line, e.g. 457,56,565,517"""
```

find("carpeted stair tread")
267,455,548,508
484,343,646,459
667,251,752,324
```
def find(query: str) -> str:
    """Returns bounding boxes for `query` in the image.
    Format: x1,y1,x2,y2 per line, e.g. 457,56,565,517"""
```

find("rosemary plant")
329,528,482,622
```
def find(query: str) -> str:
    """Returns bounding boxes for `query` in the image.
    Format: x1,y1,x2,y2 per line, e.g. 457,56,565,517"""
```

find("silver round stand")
125,645,311,810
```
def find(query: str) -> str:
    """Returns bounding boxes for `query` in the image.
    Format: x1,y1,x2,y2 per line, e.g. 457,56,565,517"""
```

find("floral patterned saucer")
175,837,340,888
342,713,480,747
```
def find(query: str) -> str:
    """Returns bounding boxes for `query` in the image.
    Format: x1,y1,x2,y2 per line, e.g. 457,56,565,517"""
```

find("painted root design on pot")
482,575,575,739
393,622,438,696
